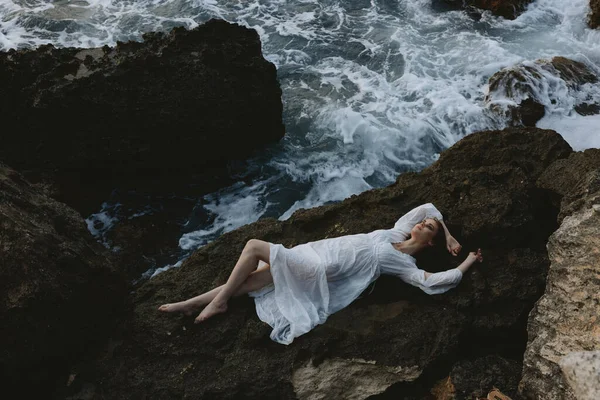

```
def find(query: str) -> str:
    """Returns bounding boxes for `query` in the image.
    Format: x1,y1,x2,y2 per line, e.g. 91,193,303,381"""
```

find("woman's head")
411,217,446,248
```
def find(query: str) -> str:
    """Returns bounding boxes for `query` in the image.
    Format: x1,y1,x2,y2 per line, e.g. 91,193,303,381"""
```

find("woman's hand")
466,248,483,264
457,248,483,274
446,235,462,256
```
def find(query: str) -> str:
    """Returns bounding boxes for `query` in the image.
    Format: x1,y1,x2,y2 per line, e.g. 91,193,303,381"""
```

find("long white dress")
248,203,463,345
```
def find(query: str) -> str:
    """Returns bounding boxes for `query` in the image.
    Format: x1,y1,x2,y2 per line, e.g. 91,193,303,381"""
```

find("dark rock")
0,19,284,214
431,0,466,12
106,208,187,281
1,19,286,284
434,0,533,19
590,0,600,29
551,56,598,86
537,148,600,222
66,127,574,399
574,102,600,116
86,189,201,282
0,163,128,397
486,63,546,126
519,97,546,127
486,57,599,126
450,355,521,399
471,0,533,19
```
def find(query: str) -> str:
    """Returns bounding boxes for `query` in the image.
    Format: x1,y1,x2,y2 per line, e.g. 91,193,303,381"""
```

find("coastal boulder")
0,164,128,397
519,152,600,400
68,128,574,399
0,18,286,283
486,57,599,126
0,19,284,211
436,0,533,19
590,0,600,29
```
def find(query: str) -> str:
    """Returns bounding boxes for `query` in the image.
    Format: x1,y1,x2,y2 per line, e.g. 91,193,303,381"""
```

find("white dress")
248,203,463,345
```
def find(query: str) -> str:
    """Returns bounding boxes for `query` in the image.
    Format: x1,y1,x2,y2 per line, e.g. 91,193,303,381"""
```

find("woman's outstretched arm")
456,248,483,274
414,249,483,294
423,248,483,280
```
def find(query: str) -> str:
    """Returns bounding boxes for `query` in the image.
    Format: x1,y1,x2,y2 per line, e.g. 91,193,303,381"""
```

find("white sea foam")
3,0,600,274
136,259,183,282
179,180,272,250
538,113,600,151
85,202,121,245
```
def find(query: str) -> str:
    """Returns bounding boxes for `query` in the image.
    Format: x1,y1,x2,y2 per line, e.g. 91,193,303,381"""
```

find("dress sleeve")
406,268,463,295
392,203,444,240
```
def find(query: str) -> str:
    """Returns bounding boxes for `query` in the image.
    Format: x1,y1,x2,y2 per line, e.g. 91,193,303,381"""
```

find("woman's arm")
423,248,483,280
416,249,483,294
392,203,462,256
392,203,443,239
438,219,462,256
456,248,483,274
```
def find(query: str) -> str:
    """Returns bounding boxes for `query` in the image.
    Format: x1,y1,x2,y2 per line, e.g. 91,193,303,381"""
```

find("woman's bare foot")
157,300,197,316
194,300,227,323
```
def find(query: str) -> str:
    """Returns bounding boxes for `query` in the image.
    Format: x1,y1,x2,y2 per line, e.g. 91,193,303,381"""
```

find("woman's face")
411,218,439,245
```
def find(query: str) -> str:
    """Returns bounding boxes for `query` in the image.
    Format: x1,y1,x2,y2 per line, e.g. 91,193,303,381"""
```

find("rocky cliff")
0,19,284,214
63,127,576,399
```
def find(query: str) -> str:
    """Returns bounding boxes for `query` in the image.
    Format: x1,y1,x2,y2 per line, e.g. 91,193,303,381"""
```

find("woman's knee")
244,239,269,259
243,239,259,255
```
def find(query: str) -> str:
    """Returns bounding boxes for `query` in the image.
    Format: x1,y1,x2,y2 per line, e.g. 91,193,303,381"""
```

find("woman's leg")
158,264,273,315
195,239,270,322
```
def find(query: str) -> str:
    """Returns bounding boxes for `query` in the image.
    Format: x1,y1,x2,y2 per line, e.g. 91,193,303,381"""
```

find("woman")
159,203,483,345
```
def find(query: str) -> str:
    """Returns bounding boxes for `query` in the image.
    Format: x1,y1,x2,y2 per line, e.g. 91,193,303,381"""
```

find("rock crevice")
519,153,600,399
0,164,128,397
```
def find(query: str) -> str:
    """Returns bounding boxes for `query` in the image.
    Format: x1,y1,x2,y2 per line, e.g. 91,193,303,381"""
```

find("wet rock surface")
89,190,202,282
64,127,576,399
435,0,533,19
590,0,600,29
473,0,534,19
519,158,600,399
0,163,128,397
0,19,284,214
486,57,599,126
105,206,187,281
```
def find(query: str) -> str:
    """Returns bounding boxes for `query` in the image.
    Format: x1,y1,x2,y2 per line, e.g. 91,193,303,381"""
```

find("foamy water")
3,0,600,277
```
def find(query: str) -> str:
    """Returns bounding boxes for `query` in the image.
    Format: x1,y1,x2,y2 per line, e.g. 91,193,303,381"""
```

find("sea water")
2,0,599,277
